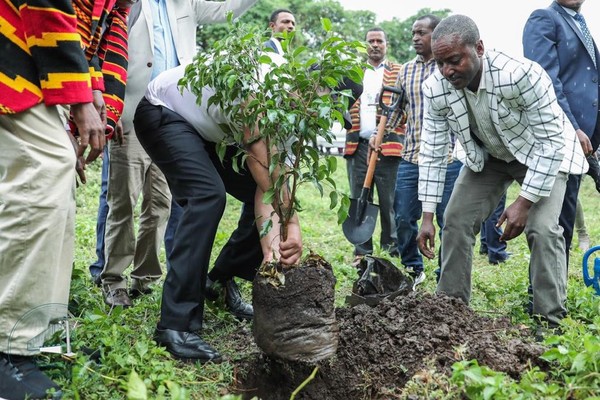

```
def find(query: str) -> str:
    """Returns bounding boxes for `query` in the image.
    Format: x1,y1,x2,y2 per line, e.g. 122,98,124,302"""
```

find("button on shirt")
150,0,179,79
359,63,385,139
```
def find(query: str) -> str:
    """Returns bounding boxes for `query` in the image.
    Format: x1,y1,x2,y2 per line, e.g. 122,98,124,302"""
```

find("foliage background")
196,0,450,63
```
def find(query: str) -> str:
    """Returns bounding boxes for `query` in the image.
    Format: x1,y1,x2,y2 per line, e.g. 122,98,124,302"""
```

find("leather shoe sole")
154,328,223,363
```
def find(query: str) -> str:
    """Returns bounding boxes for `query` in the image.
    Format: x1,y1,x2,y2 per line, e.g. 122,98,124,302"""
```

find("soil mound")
236,292,547,399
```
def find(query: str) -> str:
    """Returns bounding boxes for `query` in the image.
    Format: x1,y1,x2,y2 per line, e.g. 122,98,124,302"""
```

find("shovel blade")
342,198,379,245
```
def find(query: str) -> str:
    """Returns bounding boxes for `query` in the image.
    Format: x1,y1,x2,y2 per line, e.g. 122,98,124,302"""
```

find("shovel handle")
362,114,388,189
361,85,404,190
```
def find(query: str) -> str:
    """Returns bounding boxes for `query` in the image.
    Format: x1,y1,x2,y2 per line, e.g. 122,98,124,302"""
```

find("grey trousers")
101,129,171,290
437,158,569,325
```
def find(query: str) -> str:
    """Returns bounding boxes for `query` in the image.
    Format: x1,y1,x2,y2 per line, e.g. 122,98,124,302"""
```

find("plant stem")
289,366,319,400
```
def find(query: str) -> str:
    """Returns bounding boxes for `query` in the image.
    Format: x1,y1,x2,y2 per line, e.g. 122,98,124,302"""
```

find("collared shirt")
268,37,285,55
398,55,437,163
150,0,179,79
559,5,585,35
464,61,515,163
146,52,286,143
359,61,385,139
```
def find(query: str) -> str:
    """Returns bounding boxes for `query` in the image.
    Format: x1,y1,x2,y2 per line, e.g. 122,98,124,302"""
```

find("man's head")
431,14,484,91
412,14,441,62
556,0,585,12
365,28,387,66
269,9,296,36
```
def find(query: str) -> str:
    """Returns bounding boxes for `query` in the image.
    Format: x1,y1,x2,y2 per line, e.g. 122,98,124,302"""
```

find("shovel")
343,85,405,245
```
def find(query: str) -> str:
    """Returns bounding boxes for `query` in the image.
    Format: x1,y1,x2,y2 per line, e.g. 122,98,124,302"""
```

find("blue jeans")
394,160,461,273
89,145,109,278
480,193,508,263
164,199,183,271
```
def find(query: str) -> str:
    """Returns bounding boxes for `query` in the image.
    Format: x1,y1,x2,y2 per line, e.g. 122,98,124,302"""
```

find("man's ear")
476,39,485,57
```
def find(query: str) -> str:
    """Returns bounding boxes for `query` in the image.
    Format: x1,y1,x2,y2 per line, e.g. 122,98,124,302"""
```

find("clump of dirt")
235,292,547,400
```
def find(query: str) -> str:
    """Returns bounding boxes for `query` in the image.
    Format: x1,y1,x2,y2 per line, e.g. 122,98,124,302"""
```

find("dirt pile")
236,292,547,400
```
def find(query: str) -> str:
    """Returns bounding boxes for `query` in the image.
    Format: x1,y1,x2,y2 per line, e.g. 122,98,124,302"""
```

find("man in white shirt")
133,57,303,362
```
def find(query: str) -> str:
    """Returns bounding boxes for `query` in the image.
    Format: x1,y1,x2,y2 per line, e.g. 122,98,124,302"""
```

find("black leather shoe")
224,280,253,321
102,287,132,307
0,353,62,399
153,328,222,363
129,280,152,299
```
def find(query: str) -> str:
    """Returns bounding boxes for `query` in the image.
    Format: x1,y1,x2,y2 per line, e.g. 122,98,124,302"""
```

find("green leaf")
321,18,332,32
262,189,275,205
127,370,147,400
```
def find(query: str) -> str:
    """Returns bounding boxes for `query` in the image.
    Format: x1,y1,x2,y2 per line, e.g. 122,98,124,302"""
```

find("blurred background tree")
196,1,450,63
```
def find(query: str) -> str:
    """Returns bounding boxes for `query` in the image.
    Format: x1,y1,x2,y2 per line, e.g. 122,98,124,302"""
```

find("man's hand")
66,130,87,185
113,118,125,145
417,212,436,259
70,102,105,164
92,89,107,127
279,218,302,265
498,196,533,241
576,129,593,156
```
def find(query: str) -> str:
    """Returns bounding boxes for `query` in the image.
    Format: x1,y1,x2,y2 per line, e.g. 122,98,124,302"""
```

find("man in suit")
344,27,404,266
416,15,587,334
99,0,258,309
264,8,296,54
523,0,600,262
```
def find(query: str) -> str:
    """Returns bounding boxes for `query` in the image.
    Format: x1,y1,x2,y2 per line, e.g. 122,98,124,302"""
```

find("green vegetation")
46,157,600,399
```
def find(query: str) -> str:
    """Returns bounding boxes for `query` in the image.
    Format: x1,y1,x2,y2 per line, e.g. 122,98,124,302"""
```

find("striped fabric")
344,60,405,157
396,55,436,164
97,6,129,132
0,0,128,132
0,0,93,114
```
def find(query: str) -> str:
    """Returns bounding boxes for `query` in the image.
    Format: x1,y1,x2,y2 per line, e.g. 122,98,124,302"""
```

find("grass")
46,154,600,399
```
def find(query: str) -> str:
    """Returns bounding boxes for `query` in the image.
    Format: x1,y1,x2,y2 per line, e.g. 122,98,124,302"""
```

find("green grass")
48,156,600,399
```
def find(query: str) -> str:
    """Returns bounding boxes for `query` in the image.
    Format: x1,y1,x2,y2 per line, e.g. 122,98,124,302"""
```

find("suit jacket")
123,0,257,131
523,1,600,147
419,51,587,205
263,38,280,54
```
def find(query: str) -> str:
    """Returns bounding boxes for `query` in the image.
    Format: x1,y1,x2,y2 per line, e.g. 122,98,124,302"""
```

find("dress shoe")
0,352,62,399
153,328,222,363
224,280,253,321
102,287,132,307
129,280,153,299
489,252,512,265
479,246,488,255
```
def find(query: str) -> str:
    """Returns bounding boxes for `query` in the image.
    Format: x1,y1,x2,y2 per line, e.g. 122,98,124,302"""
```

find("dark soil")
232,292,547,400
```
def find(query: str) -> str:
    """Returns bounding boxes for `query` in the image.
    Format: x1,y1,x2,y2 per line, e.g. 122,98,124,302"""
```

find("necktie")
573,13,597,67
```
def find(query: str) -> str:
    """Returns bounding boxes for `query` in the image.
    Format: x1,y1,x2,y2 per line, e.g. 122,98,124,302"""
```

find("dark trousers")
134,98,262,331
559,173,582,266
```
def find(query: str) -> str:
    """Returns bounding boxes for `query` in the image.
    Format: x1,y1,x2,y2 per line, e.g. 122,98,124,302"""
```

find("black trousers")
134,98,262,331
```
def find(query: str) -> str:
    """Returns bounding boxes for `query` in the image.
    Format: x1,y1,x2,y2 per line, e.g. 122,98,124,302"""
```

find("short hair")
432,14,479,46
270,8,293,24
416,14,441,31
365,27,386,40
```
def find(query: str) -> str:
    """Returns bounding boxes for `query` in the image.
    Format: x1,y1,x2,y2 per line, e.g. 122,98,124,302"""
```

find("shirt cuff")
519,190,540,204
422,201,437,214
